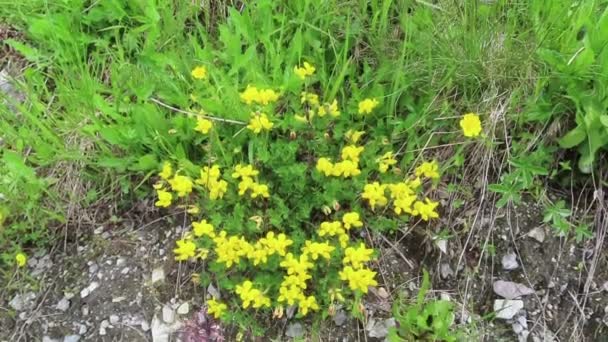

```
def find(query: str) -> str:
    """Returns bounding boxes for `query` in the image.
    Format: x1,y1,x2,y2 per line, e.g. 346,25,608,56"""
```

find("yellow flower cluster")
192,219,215,237
236,280,271,308
232,164,270,199
460,112,482,137
361,168,439,220
295,91,340,123
196,165,228,200
339,266,377,293
207,299,227,319
358,98,380,115
249,231,293,265
154,162,196,208
195,117,213,134
247,113,273,133
317,211,364,248
174,238,197,261
339,242,377,293
191,66,208,80
293,62,316,80
277,252,320,315
377,151,397,173
415,160,440,179
213,231,251,268
15,252,27,267
240,85,280,106
316,145,364,178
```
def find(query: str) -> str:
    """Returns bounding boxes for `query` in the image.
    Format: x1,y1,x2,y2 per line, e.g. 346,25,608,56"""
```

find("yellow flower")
415,160,440,180
195,118,213,134
329,288,345,302
318,221,344,237
378,151,397,173
318,99,340,117
247,113,273,133
278,284,303,306
412,198,440,221
298,295,319,316
316,157,334,177
239,86,279,105
338,232,350,248
208,179,228,200
235,280,271,309
159,162,173,180
301,240,335,260
247,242,270,266
260,232,293,256
358,98,380,114
257,89,280,105
251,183,270,198
191,66,208,80
155,189,173,208
293,62,316,80
207,299,227,319
342,212,363,230
232,164,259,179
197,165,221,186
362,182,388,210
213,233,251,268
345,130,365,144
280,253,314,276
333,160,360,177
238,176,255,196
15,252,27,267
174,238,197,261
460,113,482,137
300,92,320,106
192,219,215,238
169,174,193,197
339,266,377,293
341,145,364,163
343,243,374,269
186,205,200,214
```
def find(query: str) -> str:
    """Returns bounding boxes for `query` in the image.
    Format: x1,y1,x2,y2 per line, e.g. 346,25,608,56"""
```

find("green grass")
1,0,606,337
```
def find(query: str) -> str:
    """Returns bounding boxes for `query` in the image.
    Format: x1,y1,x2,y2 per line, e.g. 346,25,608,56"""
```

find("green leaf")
559,125,587,148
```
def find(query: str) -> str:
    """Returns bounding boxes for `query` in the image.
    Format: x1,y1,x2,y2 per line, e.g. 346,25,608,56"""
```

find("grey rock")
151,267,165,284
602,281,608,292
493,299,524,319
177,302,190,315
162,305,175,324
501,252,519,270
440,263,454,279
285,322,304,338
80,282,99,298
42,337,60,342
9,292,36,311
99,320,110,336
63,335,80,342
109,314,120,325
151,315,170,342
141,320,150,332
151,314,182,342
56,298,70,312
77,324,87,335
527,227,546,243
367,318,396,338
493,280,534,299
88,263,99,274
333,309,347,326
207,283,220,299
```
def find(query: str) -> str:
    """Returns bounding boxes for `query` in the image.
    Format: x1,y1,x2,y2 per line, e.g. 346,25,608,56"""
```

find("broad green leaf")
559,125,586,148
